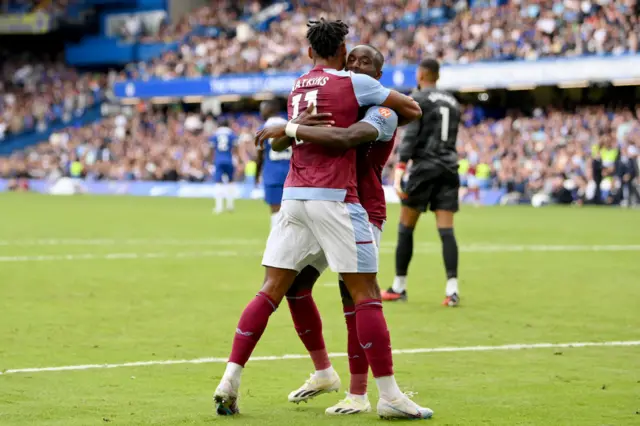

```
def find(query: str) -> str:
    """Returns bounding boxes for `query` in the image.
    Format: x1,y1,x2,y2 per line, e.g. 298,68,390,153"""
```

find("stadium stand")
0,108,259,181
1,0,639,207
0,0,78,14
0,50,107,141
127,0,640,78
2,104,639,206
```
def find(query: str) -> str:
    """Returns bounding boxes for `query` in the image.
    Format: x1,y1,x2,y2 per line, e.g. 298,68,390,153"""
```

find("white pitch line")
0,250,254,263
378,244,640,254
2,238,640,254
0,239,263,247
0,238,640,253
2,340,638,376
2,244,640,263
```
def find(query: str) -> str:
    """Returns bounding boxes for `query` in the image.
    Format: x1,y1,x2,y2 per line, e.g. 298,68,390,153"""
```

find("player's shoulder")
322,69,379,86
322,68,352,78
349,71,380,86
361,105,398,142
364,105,398,123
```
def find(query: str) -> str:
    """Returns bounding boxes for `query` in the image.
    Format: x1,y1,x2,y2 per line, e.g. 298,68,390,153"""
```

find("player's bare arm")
397,99,421,127
270,135,293,152
265,122,377,151
285,103,399,149
232,145,244,170
255,148,264,185
381,90,422,124
291,122,378,150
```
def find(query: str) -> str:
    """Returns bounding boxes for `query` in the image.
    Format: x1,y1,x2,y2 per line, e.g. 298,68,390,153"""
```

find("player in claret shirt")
214,18,432,420
256,43,400,416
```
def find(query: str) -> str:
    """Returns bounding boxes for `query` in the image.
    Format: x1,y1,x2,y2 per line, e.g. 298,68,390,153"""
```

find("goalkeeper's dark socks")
395,224,414,277
438,227,458,281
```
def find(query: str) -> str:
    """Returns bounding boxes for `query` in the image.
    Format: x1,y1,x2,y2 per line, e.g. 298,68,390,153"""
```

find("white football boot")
213,377,240,416
325,393,371,415
288,370,341,403
377,392,434,420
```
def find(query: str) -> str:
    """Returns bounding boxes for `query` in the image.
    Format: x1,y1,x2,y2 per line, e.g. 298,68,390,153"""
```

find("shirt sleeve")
351,73,391,107
359,106,398,142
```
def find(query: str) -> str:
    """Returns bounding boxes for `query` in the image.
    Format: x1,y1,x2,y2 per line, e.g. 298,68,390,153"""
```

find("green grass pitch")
0,193,639,425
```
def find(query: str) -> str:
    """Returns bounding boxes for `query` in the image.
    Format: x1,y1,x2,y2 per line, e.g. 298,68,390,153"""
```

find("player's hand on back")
255,124,286,148
255,105,334,148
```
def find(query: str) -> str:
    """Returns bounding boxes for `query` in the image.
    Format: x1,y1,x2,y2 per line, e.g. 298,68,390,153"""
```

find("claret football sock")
228,291,278,367
354,300,393,377
354,299,403,401
287,289,331,371
343,305,369,395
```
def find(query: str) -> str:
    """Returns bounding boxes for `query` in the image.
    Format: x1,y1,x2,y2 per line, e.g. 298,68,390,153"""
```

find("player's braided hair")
306,18,349,59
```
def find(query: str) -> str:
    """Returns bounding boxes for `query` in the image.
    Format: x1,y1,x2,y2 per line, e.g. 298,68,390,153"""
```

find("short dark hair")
364,44,385,69
260,99,279,117
262,99,279,110
306,18,349,59
419,58,440,74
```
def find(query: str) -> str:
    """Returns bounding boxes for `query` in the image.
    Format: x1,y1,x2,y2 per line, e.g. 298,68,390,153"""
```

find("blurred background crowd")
3,104,638,206
125,0,640,78
1,0,639,207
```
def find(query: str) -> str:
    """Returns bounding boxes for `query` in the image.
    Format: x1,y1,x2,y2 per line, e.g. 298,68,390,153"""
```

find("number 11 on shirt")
291,90,318,145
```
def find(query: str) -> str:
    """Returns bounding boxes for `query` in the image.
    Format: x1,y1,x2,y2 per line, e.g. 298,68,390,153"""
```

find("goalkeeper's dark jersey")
397,87,461,174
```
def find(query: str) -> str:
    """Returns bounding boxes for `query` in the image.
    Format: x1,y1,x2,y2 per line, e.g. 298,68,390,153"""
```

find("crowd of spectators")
0,0,77,14
0,51,108,142
454,105,640,205
2,104,639,206
1,0,37,14
129,0,640,79
115,0,268,44
35,0,78,15
2,1,640,206
0,107,260,183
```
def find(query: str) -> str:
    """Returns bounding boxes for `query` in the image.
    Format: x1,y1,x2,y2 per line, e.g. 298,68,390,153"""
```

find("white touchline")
0,251,250,263
2,238,640,253
2,244,640,263
1,340,638,375
0,238,264,247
